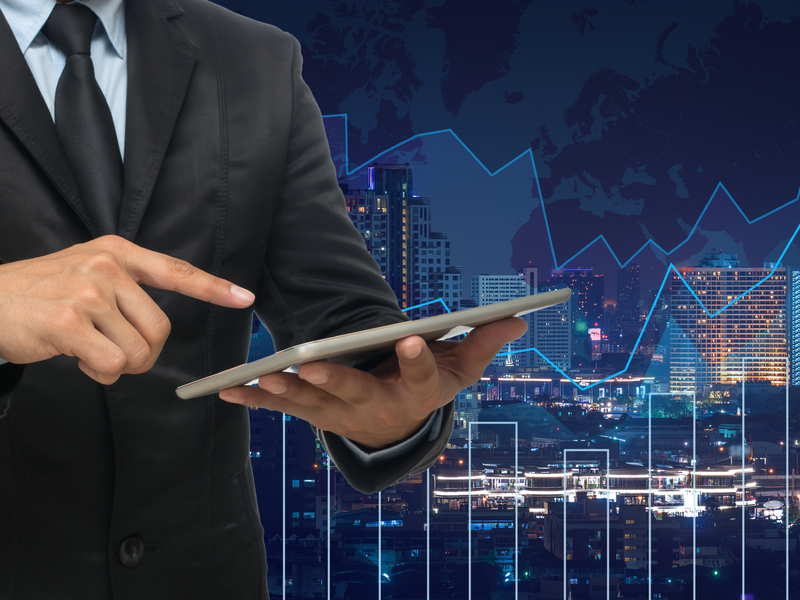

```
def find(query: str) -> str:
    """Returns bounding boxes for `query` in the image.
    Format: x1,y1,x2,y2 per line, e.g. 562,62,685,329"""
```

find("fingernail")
230,285,255,304
402,342,422,359
262,382,287,394
303,370,328,385
220,390,244,404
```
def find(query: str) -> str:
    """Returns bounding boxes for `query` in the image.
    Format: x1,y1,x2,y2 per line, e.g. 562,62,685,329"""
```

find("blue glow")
366,520,402,528
401,298,452,314
400,220,799,392
323,113,800,391
322,113,800,270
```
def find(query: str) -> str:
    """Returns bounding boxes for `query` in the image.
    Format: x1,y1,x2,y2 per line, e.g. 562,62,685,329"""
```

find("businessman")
0,0,526,598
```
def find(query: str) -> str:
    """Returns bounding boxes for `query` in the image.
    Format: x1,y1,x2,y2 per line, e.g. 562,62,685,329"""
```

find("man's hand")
0,235,255,385
218,317,528,450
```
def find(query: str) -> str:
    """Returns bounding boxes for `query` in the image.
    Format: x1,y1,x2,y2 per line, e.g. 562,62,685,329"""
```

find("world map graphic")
222,1,799,289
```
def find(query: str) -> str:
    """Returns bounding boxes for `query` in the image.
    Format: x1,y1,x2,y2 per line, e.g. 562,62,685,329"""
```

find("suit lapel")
119,0,199,241
0,7,98,236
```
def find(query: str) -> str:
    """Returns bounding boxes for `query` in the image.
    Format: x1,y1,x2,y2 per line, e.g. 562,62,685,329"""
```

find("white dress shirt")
1,0,126,157
0,0,443,461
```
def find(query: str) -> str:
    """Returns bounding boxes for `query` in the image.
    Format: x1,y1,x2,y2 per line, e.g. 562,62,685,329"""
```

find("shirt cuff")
333,407,444,465
0,358,7,366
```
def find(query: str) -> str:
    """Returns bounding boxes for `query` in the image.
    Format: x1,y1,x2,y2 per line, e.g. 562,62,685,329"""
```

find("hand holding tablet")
177,287,570,399
207,287,569,449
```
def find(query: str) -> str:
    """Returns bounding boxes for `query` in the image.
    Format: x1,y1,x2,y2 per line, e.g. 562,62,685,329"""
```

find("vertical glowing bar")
742,358,746,599
327,454,331,600
693,391,696,600
563,448,610,600
646,392,695,599
345,114,350,175
468,422,472,600
563,454,567,600
787,357,790,600
515,422,519,599
648,393,652,600
283,415,286,600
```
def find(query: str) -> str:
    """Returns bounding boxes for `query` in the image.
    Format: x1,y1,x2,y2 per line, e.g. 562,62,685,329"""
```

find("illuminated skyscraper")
369,164,413,306
531,286,572,372
471,274,530,367
343,188,389,275
349,165,461,313
616,263,640,321
408,208,461,316
669,254,788,393
549,268,603,364
789,268,800,385
471,274,529,305
550,268,604,327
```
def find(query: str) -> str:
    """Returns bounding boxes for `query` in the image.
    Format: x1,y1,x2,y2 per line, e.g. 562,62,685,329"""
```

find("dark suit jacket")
0,1,454,598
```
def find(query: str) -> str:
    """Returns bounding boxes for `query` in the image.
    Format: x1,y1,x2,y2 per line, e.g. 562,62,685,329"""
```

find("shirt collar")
0,0,125,58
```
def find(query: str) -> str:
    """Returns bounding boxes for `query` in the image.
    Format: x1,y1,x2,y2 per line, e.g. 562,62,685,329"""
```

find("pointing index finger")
114,240,254,308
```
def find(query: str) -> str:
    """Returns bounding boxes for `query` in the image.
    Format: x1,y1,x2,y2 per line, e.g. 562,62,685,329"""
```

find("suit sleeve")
0,362,25,416
253,35,454,494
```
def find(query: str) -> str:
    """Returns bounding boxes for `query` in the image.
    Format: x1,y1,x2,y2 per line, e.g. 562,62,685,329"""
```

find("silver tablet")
175,287,571,399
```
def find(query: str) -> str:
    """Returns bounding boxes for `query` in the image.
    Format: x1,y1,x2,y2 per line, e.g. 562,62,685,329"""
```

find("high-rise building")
532,285,572,372
471,273,529,305
346,165,462,313
343,188,389,276
616,263,640,322
549,268,602,364
406,196,431,312
471,274,530,367
521,266,538,294
550,268,604,327
669,253,788,393
422,264,462,315
369,164,413,306
408,210,461,316
790,268,800,386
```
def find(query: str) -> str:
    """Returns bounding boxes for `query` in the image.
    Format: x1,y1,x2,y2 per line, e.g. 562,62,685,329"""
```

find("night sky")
219,1,800,307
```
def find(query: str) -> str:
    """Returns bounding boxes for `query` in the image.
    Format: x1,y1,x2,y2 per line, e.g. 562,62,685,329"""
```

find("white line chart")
265,117,800,598
740,357,790,600
293,367,794,599
563,448,610,600
648,392,696,600
468,421,519,600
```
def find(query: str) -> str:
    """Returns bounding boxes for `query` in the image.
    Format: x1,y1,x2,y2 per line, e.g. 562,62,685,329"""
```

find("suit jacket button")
119,537,145,568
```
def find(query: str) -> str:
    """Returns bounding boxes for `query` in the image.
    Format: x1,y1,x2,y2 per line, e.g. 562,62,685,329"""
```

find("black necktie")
43,3,123,236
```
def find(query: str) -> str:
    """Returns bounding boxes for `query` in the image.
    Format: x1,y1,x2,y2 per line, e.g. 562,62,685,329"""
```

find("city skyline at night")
219,2,800,598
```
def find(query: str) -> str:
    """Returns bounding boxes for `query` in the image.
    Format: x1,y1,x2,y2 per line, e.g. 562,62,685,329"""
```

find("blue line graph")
322,113,800,270
535,222,798,389
323,114,800,390
404,220,799,391
401,298,452,314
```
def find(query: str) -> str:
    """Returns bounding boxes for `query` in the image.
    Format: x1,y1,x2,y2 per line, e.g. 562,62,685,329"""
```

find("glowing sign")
589,328,602,341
